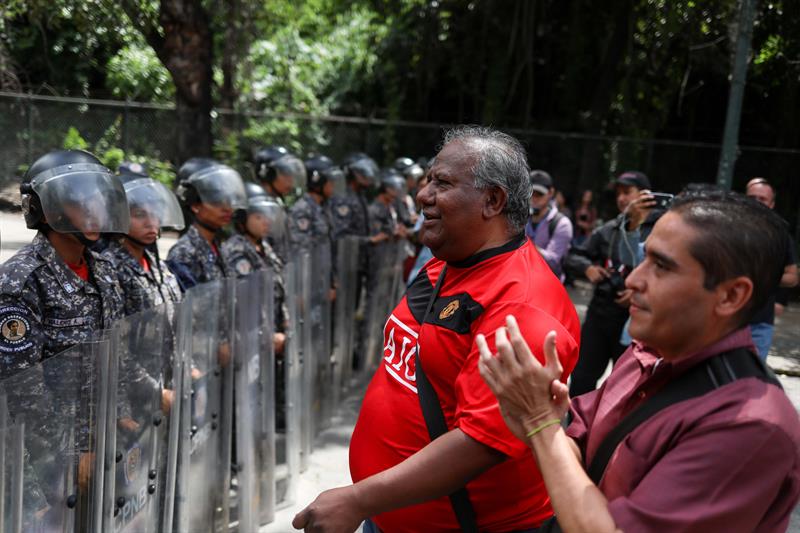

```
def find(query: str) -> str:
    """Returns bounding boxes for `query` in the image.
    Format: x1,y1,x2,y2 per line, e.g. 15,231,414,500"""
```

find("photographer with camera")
564,171,665,396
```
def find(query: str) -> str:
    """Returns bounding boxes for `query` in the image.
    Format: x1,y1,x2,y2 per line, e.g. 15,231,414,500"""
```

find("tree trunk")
123,0,214,161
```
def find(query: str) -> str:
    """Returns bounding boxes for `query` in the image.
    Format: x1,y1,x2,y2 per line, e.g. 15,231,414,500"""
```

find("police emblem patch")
439,300,460,320
0,306,34,354
234,259,252,276
297,218,311,231
124,444,142,485
337,205,350,217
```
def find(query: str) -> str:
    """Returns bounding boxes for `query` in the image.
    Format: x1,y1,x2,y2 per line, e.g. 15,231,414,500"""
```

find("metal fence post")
26,91,33,163
123,99,131,154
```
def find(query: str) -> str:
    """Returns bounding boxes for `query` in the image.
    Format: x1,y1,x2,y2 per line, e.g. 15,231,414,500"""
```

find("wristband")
525,418,561,438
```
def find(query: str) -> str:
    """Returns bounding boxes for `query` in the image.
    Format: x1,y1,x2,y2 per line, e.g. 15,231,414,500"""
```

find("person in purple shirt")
524,170,573,281
478,189,800,533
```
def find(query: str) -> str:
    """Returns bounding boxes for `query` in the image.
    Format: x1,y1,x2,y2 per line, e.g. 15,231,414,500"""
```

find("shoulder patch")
234,258,252,276
0,248,45,298
296,217,311,231
337,205,350,217
0,305,34,354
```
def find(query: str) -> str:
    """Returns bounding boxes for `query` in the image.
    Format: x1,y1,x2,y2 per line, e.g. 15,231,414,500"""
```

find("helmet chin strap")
194,217,221,235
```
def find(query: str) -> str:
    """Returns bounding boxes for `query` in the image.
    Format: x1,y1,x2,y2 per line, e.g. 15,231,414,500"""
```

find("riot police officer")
222,184,288,354
328,153,389,246
253,146,306,263
393,156,424,222
0,149,130,520
103,170,184,316
0,149,129,377
167,158,247,290
289,155,342,253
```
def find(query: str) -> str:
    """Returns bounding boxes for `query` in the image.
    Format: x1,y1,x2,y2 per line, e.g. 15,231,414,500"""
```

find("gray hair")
441,125,531,231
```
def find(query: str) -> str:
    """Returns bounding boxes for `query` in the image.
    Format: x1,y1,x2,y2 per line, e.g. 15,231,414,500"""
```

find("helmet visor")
247,198,285,226
273,155,307,185
189,166,247,209
324,167,346,196
350,158,380,185
124,178,185,231
31,163,130,234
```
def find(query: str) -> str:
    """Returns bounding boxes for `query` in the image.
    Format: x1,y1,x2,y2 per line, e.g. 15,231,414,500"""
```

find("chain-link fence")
1,91,798,237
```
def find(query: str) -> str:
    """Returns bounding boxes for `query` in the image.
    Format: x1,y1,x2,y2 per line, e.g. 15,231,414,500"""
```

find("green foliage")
106,44,174,102
59,125,175,186
62,126,88,150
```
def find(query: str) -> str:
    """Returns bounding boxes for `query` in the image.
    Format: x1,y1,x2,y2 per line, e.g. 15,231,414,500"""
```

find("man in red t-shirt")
293,126,580,532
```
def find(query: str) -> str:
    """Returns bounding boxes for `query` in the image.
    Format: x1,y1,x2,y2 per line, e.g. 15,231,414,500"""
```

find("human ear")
482,186,508,219
715,276,753,321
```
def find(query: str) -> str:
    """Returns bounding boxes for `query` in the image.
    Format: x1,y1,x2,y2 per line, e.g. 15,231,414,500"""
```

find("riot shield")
277,260,302,508
104,306,180,532
332,237,361,401
231,271,276,531
0,338,112,532
0,423,23,533
298,251,314,470
309,241,334,434
173,279,234,532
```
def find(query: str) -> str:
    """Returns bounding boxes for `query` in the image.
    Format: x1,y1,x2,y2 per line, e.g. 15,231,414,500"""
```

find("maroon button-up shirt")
567,328,800,532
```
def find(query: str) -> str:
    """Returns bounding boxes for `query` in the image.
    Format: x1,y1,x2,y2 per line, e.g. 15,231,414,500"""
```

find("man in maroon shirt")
478,190,800,532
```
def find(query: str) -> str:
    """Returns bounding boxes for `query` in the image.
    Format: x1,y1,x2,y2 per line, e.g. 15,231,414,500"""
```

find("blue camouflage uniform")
166,225,229,290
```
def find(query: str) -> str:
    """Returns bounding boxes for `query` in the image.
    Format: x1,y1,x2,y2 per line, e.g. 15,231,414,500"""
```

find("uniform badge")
297,218,310,231
0,306,33,354
234,259,252,276
124,443,141,485
439,300,460,320
337,205,350,217
63,282,76,294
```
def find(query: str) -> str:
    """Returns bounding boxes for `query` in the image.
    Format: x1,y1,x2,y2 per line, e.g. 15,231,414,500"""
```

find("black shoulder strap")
586,347,780,484
414,266,479,533
548,211,564,237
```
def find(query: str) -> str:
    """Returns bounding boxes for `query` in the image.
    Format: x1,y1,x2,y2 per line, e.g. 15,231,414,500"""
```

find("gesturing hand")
292,486,364,533
476,315,570,441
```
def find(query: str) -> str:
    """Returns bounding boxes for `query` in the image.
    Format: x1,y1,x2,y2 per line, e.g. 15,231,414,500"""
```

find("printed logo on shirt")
439,299,460,320
383,314,418,394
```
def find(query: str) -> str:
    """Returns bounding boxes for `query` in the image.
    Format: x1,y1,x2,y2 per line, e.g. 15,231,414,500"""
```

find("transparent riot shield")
277,260,302,508
332,237,361,401
299,251,314,470
105,306,180,532
0,423,24,533
231,271,276,531
173,279,234,533
0,338,112,532
309,241,333,435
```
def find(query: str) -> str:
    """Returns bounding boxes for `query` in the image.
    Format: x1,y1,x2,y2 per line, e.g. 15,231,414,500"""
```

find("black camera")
597,265,628,297
650,192,674,210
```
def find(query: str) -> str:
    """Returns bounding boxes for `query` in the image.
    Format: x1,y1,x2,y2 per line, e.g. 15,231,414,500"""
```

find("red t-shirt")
66,258,89,281
350,236,581,532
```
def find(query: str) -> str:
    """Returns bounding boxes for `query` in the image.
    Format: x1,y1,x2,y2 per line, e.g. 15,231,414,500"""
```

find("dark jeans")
569,307,628,397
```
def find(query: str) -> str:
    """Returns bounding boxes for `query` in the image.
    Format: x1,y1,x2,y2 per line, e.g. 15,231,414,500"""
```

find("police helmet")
305,154,344,195
175,158,247,210
380,168,407,195
235,195,286,240
124,177,185,231
343,152,379,188
234,182,270,225
254,145,306,186
393,157,424,181
117,161,149,184
20,149,130,234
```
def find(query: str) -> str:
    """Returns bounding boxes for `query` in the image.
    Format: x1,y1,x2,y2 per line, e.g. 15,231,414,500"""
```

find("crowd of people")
0,125,799,533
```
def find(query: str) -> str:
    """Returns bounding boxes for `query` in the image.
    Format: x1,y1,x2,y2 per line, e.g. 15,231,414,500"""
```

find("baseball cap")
615,170,650,190
530,170,553,195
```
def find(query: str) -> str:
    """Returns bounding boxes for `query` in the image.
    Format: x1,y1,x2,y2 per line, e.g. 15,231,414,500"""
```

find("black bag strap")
586,347,780,484
414,266,479,533
547,211,564,237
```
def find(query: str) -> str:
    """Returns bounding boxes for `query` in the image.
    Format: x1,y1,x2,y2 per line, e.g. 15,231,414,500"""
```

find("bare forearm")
352,428,504,517
529,426,619,533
